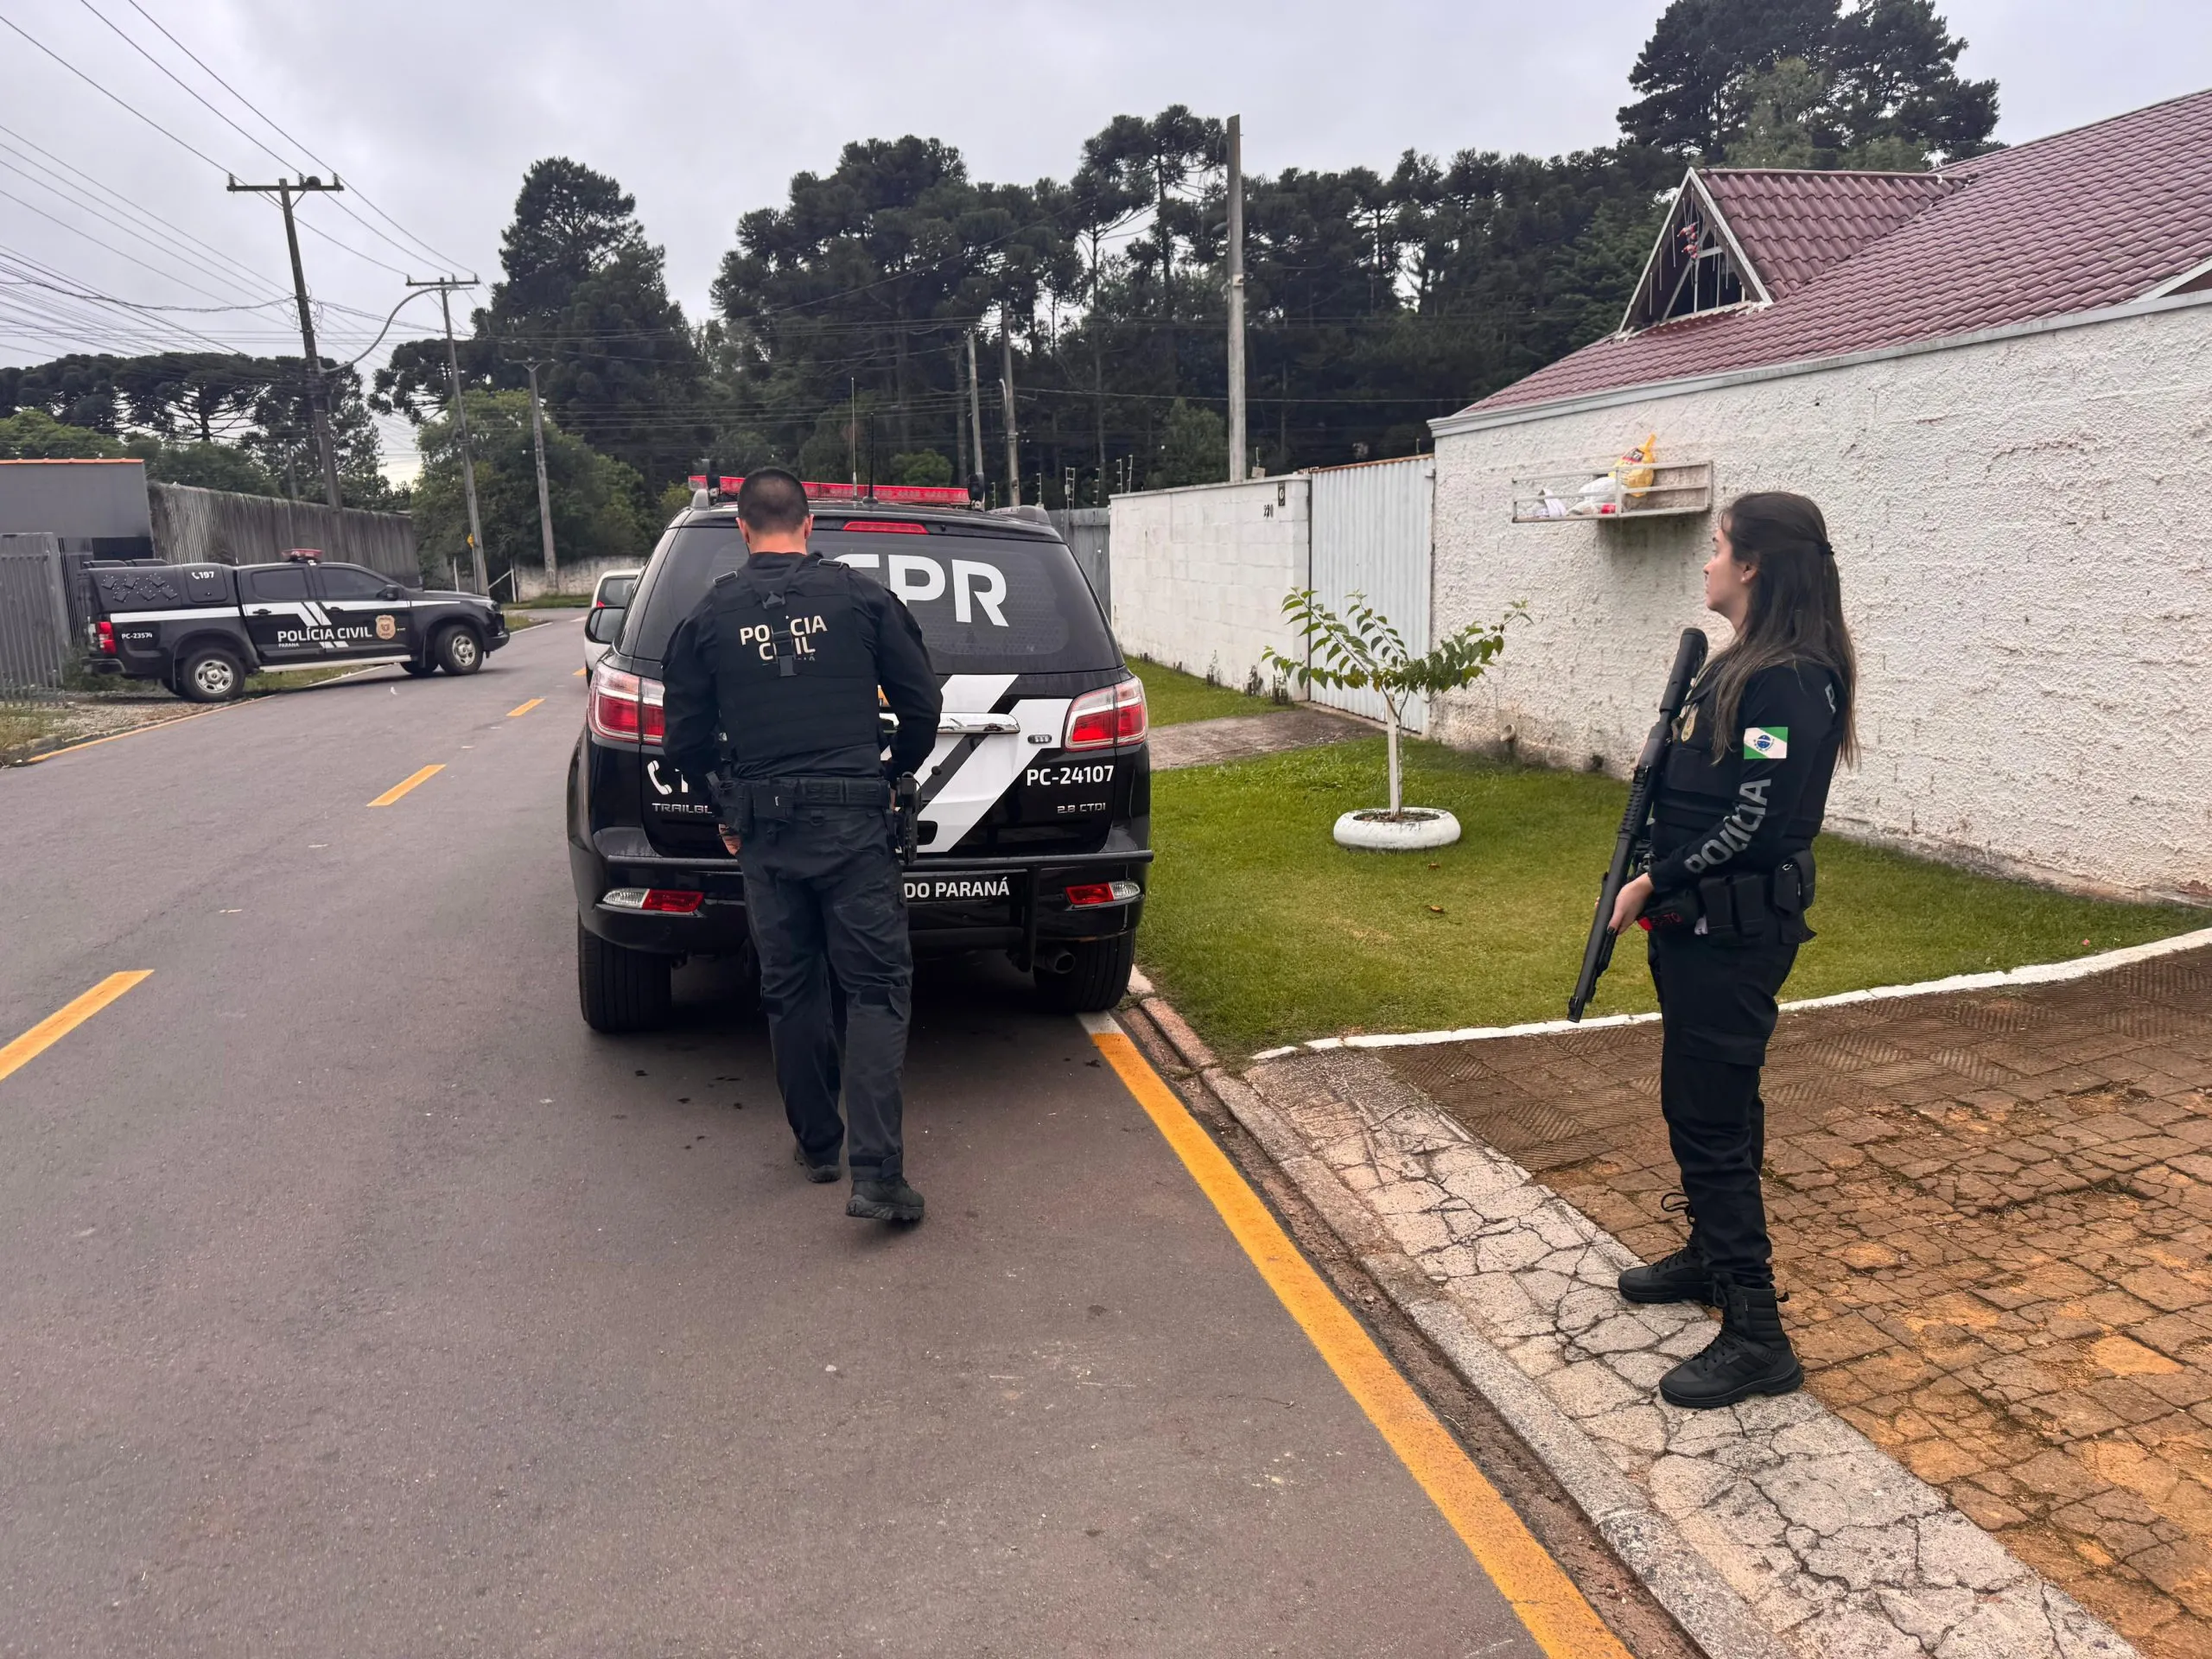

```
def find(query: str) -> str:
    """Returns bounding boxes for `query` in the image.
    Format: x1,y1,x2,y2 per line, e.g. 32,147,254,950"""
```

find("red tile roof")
1467,87,2212,415
1699,169,1958,297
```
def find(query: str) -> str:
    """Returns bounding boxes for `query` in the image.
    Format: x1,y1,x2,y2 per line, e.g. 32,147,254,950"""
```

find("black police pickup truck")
569,493,1151,1029
80,555,508,701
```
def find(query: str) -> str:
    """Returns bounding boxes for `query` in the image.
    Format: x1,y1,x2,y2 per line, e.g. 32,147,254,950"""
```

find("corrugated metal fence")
0,533,72,692
1047,506,1110,616
1308,456,1434,732
149,484,419,582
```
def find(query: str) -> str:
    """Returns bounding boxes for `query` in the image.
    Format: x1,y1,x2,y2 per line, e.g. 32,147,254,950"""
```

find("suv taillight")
1064,677,1147,751
94,619,116,656
588,664,664,746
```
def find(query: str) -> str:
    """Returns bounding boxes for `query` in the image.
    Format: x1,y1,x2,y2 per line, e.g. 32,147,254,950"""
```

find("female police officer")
1607,492,1857,1408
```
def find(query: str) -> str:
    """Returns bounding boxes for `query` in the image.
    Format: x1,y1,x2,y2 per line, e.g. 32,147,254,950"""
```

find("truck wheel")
434,626,483,676
400,660,436,677
177,646,245,703
577,919,673,1032
1034,932,1137,1014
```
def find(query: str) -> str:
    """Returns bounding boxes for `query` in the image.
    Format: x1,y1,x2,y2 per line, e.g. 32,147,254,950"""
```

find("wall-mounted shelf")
1511,461,1713,523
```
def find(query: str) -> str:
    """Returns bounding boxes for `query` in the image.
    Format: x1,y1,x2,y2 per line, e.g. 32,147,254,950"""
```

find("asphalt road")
0,618,1547,1657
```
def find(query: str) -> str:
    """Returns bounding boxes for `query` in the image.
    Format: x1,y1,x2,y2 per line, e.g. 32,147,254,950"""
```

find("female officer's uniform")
1624,652,1845,1406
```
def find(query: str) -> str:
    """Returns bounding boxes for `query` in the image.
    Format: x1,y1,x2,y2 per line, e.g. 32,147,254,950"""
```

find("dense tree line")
1,2,1997,581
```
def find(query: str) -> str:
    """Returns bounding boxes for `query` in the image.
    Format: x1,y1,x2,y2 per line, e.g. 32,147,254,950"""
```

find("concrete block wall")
1428,302,2212,904
1109,476,1310,695
511,555,639,601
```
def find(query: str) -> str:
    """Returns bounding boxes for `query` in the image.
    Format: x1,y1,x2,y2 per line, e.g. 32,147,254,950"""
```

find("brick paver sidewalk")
1388,945,2212,1657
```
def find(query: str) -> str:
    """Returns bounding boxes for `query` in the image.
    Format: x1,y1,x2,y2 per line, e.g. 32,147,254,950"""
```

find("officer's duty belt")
1649,851,1815,939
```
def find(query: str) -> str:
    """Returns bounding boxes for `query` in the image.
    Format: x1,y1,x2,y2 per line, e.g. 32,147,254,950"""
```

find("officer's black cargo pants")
738,804,912,1181
1647,927,1799,1290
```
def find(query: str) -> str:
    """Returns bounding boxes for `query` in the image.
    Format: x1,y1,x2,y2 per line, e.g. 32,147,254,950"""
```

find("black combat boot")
1659,1281,1803,1408
1618,1243,1717,1306
793,1143,841,1184
847,1174,925,1224
1618,1192,1716,1305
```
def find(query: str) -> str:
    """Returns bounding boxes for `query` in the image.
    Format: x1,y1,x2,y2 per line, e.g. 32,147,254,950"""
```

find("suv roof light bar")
684,474,971,508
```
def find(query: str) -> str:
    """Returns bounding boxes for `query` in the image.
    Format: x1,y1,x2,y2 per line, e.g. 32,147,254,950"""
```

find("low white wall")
512,555,638,601
1109,476,1311,695
1429,302,2212,904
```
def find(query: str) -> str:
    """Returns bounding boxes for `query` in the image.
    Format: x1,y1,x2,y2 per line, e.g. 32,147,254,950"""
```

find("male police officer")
661,468,944,1223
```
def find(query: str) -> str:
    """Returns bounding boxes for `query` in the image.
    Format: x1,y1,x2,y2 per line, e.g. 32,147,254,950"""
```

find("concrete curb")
1128,995,2136,1659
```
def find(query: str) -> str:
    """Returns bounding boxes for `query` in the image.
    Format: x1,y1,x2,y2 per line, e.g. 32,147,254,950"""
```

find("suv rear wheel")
577,920,673,1032
1034,933,1136,1014
177,645,245,702
434,625,483,675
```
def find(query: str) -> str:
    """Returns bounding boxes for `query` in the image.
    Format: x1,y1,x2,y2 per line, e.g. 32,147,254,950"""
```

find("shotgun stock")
1567,627,1710,1021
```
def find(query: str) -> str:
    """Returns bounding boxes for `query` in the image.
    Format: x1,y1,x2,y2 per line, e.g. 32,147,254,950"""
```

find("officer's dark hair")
1707,491,1859,765
736,467,810,536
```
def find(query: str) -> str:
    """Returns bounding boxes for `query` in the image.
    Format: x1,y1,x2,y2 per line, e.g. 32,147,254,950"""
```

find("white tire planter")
1332,808,1461,852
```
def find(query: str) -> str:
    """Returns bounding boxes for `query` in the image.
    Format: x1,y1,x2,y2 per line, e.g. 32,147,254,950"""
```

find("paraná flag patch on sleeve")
1744,726,1789,760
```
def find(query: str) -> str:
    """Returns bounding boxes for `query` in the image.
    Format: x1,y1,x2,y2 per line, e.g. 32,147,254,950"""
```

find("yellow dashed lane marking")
507,697,544,718
573,667,586,677
1089,1024,1633,1659
1,972,152,1084
367,763,444,807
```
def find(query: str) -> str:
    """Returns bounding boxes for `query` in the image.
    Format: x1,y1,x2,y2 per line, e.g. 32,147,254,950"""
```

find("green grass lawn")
1128,657,1285,726
1139,736,2205,1058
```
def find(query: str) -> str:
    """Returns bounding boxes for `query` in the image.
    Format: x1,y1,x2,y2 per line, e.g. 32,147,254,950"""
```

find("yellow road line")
572,667,586,677
507,697,544,717
0,972,152,1084
367,763,444,807
1089,1024,1632,1659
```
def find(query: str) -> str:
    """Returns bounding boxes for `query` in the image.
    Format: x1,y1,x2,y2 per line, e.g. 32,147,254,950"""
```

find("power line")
116,0,461,272
0,9,230,173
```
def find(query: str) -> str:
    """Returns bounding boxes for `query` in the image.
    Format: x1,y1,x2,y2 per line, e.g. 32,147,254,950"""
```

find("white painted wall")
511,554,639,601
1109,476,1311,696
1429,302,2212,904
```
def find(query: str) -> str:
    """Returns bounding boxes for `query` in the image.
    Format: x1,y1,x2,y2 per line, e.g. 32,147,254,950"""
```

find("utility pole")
408,276,488,594
964,330,987,495
524,361,558,590
227,174,346,508
1226,115,1248,483
1000,325,1020,506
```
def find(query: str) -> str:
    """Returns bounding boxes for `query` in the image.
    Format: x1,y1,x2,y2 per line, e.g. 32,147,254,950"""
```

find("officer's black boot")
1618,1243,1717,1306
1658,1281,1803,1409
793,1143,841,1184
847,1173,925,1224
1618,1192,1717,1305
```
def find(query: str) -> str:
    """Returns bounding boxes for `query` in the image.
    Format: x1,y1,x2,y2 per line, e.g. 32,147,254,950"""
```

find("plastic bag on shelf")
1610,434,1657,498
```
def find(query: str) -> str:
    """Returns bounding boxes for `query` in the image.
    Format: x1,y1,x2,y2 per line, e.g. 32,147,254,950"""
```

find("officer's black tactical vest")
709,556,886,774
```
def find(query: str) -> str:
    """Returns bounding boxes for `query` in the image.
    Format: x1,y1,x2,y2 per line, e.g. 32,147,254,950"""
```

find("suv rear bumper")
569,836,1150,963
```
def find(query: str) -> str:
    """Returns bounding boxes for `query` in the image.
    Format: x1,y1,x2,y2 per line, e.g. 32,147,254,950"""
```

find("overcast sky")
4,0,2209,478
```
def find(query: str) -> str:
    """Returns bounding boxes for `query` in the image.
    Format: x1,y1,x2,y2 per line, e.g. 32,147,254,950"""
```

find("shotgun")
1567,627,1710,1021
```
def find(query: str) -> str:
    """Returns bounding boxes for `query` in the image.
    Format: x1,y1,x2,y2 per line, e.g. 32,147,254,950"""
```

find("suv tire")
177,645,245,703
577,919,673,1032
400,659,437,677
1034,932,1136,1014
434,625,483,676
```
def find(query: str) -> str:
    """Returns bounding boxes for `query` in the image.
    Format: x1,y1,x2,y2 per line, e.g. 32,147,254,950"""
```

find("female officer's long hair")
1706,491,1859,765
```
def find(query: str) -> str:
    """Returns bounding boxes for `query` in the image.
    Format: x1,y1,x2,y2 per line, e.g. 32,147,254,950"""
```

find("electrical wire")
117,0,461,271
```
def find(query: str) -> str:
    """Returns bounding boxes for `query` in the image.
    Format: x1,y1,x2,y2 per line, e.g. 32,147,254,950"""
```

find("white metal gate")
1307,456,1433,731
0,533,73,692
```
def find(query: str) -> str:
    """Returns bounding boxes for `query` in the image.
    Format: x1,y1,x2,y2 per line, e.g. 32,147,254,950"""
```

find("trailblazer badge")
375,614,397,640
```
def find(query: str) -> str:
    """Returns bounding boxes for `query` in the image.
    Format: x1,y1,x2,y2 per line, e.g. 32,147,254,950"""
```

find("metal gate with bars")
0,533,73,693
1306,456,1434,732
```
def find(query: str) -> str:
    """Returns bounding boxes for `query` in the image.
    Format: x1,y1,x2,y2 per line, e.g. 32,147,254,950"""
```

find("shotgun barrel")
1567,627,1710,1021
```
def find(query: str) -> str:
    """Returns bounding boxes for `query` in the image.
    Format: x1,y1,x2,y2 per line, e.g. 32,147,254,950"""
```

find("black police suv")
569,497,1151,1029
80,556,509,701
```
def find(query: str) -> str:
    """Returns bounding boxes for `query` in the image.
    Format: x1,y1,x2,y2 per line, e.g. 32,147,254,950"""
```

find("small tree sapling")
1264,592,1525,818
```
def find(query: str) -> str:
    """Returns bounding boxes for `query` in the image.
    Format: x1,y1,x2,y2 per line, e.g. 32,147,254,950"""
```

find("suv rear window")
623,522,1116,675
